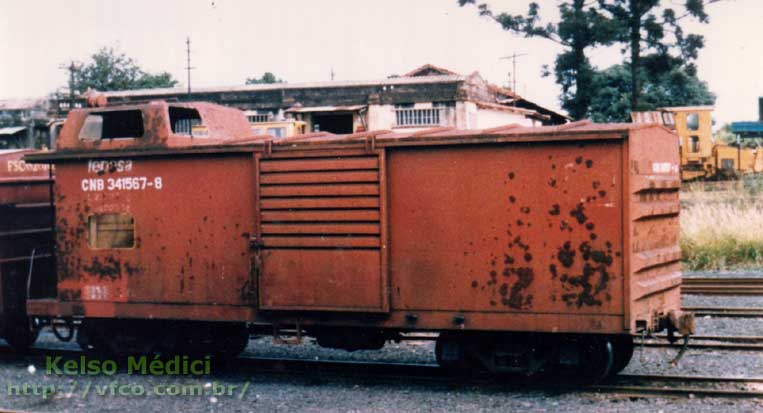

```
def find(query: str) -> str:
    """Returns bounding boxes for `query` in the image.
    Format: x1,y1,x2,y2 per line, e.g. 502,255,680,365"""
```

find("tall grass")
681,176,763,271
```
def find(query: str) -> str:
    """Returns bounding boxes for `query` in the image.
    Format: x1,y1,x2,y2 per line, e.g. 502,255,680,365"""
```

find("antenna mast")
58,61,81,114
185,37,196,97
500,52,528,95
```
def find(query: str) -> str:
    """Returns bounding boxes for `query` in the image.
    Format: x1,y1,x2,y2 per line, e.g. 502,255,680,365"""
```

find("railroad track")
199,356,763,399
602,373,763,399
682,277,763,295
639,340,763,351
0,345,761,404
684,306,763,318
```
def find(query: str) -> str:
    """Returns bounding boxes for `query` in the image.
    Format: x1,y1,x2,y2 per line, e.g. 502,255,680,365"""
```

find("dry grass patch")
680,178,763,270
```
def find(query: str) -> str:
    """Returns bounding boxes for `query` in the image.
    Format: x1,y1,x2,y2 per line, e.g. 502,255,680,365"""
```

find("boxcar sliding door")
254,150,389,312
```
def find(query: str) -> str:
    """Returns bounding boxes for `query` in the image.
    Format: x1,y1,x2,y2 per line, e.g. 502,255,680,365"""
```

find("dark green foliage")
596,0,720,109
245,72,285,85
588,62,715,122
460,1,615,120
459,0,721,120
72,47,178,92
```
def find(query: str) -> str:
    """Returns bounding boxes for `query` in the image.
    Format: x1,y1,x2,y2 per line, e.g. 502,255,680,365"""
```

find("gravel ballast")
1,270,761,412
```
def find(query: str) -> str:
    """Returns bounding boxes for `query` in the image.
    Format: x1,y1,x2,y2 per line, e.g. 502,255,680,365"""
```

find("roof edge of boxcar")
25,110,675,162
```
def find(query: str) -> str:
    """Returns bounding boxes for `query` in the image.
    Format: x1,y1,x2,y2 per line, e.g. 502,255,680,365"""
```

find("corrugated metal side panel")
257,153,388,312
259,156,381,248
627,127,682,330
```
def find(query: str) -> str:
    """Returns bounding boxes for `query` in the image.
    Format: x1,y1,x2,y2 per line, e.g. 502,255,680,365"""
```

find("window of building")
721,158,735,170
394,103,443,127
267,127,286,138
690,136,700,153
88,213,135,249
169,107,203,136
79,110,145,141
248,114,272,123
686,113,700,131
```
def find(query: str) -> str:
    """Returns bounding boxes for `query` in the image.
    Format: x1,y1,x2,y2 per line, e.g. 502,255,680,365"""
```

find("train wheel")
212,323,250,358
3,317,39,351
610,334,634,375
435,332,473,372
174,322,250,359
578,336,614,382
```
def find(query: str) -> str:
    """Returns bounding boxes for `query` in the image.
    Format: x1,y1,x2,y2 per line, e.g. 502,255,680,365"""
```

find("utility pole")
185,37,196,97
330,67,335,81
58,61,81,115
500,53,528,96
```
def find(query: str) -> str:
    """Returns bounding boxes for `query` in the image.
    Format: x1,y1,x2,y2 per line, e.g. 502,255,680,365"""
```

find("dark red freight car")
0,149,55,348
26,101,693,378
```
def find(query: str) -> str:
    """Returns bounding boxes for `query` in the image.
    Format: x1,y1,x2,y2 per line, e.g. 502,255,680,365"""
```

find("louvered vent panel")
259,156,381,249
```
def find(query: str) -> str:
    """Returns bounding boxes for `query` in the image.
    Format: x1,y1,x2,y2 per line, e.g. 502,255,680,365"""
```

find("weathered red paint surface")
0,149,54,325
0,150,51,205
26,104,682,335
51,156,255,308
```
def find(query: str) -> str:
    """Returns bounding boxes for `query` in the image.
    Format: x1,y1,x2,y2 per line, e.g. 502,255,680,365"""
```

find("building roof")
95,64,568,124
659,105,714,112
403,64,460,77
0,126,27,136
102,74,465,98
0,98,43,111
286,105,366,113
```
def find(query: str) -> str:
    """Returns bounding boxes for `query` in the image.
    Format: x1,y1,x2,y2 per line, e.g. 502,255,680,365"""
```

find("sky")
1,0,761,125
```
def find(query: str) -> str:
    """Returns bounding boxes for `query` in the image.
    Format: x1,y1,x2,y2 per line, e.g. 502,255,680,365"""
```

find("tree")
587,62,715,122
245,72,284,85
459,1,616,120
597,0,721,110
71,47,178,92
459,0,721,118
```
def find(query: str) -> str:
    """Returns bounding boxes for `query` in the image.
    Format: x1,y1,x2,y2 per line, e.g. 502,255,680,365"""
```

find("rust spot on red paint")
83,256,122,280
569,203,588,224
557,242,575,268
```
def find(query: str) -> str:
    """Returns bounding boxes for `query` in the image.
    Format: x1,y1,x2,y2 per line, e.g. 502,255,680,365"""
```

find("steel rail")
683,306,763,318
235,356,763,399
638,341,763,351
682,277,763,296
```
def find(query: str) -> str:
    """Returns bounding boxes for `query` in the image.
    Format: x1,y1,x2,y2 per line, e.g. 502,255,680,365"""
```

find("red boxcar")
26,101,692,378
0,149,54,348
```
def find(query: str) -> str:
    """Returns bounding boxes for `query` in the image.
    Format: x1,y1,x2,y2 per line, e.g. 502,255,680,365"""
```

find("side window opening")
79,110,145,141
267,127,286,139
169,107,205,137
88,213,135,249
686,113,700,131
690,136,700,153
